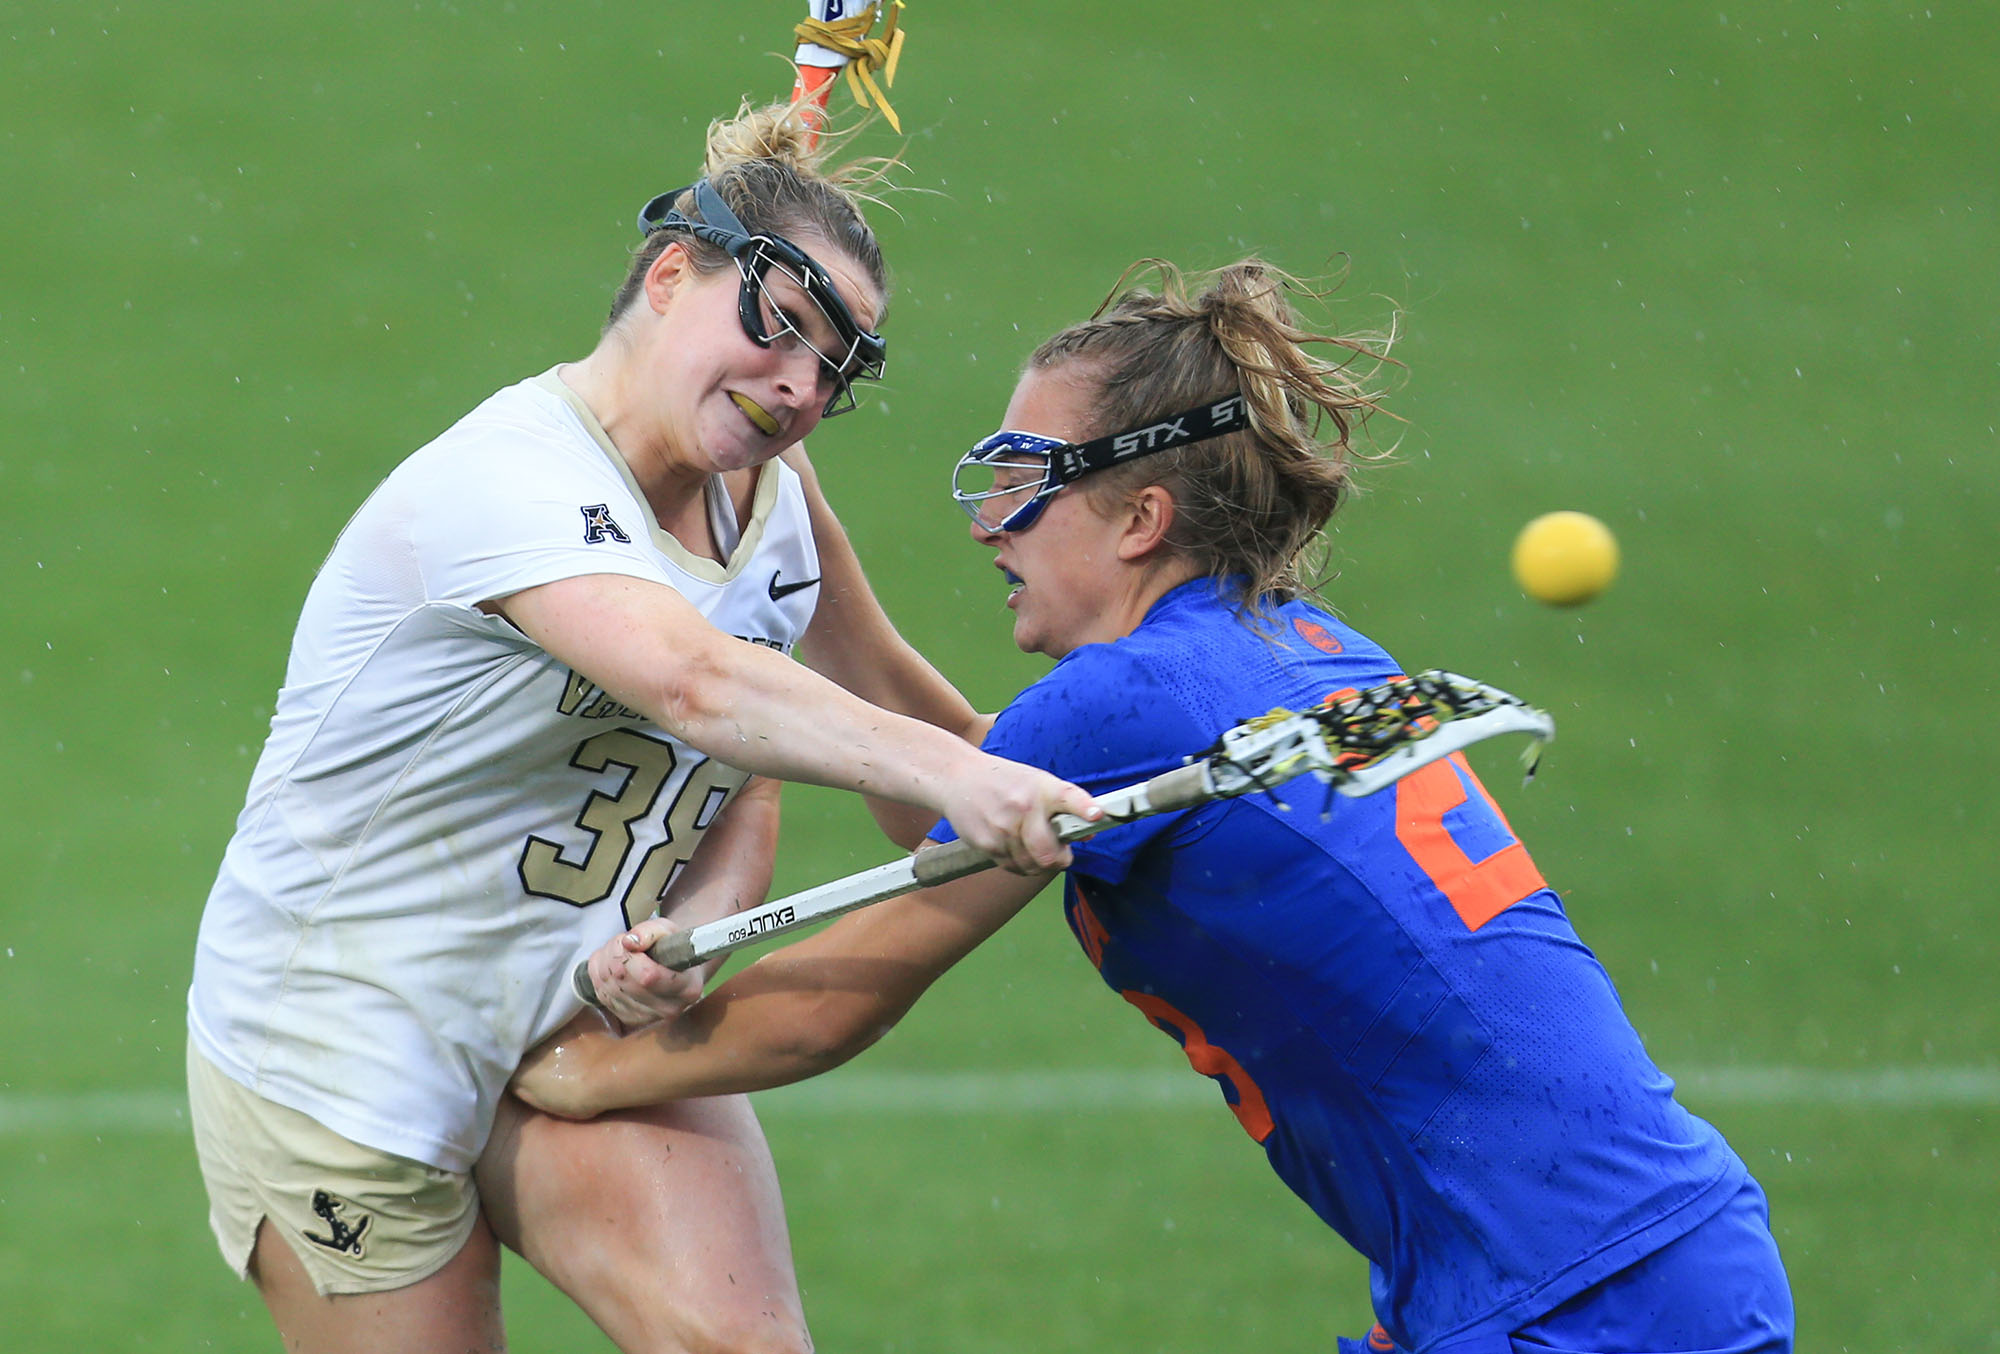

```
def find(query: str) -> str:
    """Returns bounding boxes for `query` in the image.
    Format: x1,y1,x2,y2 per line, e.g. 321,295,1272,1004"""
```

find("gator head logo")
1292,616,1344,654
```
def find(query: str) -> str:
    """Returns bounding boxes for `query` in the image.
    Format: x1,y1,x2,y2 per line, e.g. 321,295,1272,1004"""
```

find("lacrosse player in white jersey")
186,99,1096,1354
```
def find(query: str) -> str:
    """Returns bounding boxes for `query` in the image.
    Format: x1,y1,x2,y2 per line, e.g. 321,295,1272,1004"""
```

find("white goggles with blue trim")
950,394,1252,533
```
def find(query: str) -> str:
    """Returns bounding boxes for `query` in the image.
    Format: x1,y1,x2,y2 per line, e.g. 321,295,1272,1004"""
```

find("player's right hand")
939,755,1099,874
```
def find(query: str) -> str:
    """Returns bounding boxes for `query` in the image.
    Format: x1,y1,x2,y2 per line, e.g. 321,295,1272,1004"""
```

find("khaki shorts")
185,1040,481,1296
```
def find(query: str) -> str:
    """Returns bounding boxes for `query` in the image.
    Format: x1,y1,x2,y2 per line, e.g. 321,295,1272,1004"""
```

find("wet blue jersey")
934,580,1747,1351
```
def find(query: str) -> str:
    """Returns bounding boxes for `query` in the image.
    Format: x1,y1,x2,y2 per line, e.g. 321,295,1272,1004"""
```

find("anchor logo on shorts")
303,1188,371,1257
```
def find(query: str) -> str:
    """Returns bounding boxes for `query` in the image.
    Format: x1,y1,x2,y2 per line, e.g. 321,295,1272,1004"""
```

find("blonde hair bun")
702,99,826,178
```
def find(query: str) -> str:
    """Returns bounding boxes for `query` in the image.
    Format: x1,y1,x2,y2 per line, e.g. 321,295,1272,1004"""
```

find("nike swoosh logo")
768,571,821,602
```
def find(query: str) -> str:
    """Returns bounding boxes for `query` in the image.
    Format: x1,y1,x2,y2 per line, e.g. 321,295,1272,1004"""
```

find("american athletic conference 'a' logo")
580,503,631,545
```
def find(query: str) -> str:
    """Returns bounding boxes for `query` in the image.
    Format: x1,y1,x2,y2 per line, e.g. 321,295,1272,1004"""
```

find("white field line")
4,1065,1999,1136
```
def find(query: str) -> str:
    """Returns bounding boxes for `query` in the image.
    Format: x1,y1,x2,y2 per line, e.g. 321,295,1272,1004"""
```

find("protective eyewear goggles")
638,180,887,417
951,393,1252,533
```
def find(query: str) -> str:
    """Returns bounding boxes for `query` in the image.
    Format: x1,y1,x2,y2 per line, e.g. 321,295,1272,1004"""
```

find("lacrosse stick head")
1312,671,1554,796
1198,670,1554,804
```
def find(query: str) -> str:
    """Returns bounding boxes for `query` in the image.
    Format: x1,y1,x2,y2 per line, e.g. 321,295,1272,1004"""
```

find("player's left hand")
582,918,703,1030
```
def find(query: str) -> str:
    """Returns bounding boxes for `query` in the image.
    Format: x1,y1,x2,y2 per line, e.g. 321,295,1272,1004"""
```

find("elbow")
777,991,899,1075
641,641,738,743
865,797,936,854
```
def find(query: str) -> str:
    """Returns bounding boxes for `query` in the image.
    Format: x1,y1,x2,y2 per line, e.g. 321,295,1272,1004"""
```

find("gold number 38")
518,728,747,921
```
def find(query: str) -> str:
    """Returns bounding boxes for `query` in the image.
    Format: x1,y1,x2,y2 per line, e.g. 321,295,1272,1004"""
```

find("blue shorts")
1341,1177,1794,1354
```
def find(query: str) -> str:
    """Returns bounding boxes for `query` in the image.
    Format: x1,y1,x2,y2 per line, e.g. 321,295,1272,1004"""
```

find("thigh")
478,1092,810,1354
251,1211,505,1354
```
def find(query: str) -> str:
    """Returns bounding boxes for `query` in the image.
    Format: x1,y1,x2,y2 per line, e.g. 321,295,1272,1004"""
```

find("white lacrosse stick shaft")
575,761,1215,1002
572,684,1551,1004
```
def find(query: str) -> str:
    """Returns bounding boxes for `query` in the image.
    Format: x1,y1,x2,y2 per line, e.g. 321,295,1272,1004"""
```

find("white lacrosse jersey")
188,369,822,1172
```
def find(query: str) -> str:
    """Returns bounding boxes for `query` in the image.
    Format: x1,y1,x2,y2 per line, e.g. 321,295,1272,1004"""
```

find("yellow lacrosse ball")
1511,511,1619,606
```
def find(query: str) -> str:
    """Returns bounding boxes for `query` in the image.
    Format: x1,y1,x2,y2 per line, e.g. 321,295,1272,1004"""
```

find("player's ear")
642,241,696,315
1115,484,1177,562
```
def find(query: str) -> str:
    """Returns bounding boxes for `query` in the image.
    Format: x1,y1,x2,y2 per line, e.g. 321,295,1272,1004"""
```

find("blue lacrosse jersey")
933,579,1746,1351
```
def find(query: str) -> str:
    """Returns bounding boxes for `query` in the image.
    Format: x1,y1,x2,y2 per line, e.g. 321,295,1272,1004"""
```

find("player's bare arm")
514,854,1051,1118
493,571,1097,872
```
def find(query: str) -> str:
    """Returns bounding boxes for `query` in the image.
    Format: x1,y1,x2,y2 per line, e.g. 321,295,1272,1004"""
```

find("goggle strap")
638,179,757,250
693,179,752,238
1047,394,1251,487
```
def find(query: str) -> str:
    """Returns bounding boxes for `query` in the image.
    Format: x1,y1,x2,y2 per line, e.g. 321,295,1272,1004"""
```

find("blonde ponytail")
1028,259,1393,609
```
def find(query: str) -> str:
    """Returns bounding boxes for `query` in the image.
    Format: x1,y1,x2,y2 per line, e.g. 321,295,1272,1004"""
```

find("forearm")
502,574,987,808
498,572,1094,873
862,711,1004,849
793,458,995,846
528,933,922,1111
514,862,1050,1115
630,882,999,1101
599,967,898,1103
658,637,990,809
651,776,775,916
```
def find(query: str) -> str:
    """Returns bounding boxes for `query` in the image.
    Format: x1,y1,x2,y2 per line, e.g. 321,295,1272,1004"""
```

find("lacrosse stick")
791,0,908,141
576,671,1553,1005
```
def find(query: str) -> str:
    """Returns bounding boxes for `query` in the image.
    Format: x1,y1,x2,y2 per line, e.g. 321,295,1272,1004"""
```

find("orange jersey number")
1393,753,1547,931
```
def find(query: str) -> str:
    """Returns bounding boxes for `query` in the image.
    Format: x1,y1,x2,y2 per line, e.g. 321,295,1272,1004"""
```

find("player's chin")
1002,590,1033,645
1006,612,1036,655
711,427,791,473
1009,609,1065,660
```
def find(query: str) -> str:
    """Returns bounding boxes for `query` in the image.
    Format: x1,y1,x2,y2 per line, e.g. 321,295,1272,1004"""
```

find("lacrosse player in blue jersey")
517,259,1795,1354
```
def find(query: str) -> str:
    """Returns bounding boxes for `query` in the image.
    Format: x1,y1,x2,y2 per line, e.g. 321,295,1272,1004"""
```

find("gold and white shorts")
185,1040,481,1296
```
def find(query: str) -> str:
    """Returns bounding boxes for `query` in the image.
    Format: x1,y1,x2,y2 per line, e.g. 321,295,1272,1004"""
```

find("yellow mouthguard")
730,391,782,436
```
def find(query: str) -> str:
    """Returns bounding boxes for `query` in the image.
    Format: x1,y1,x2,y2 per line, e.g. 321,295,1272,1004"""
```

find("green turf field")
4,1,1995,1348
